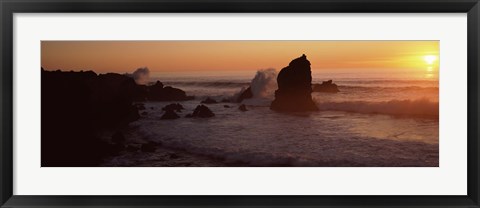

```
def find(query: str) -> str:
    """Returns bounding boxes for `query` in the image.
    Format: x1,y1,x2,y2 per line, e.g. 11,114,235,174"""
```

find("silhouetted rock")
41,69,142,166
201,97,217,104
186,105,215,118
312,80,339,93
111,132,125,144
147,81,193,101
161,109,180,119
270,54,318,112
162,103,184,112
224,105,231,108
40,69,196,166
239,104,248,112
236,87,253,102
151,80,164,89
92,73,142,126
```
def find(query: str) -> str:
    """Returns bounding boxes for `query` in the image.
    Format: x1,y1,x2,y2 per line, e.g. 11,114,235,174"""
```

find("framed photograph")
1,0,479,207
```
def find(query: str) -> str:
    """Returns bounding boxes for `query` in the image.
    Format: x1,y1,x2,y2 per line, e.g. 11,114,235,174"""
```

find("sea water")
105,70,439,167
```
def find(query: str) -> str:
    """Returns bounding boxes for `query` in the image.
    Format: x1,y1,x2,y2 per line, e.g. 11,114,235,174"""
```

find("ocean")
103,69,439,167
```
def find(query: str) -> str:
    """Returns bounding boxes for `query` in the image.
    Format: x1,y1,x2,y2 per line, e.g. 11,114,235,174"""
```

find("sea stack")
270,54,318,112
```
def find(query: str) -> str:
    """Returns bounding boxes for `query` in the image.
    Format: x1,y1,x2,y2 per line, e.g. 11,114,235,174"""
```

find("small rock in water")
224,105,231,108
312,80,340,93
161,109,180,119
187,105,215,118
239,104,248,112
201,97,217,104
162,103,184,112
236,87,253,102
141,112,148,116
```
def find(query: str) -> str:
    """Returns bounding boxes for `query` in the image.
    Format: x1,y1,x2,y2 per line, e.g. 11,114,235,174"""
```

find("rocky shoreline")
42,54,340,167
41,68,194,166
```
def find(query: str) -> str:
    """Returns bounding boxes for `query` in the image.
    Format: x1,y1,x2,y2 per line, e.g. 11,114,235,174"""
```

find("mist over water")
249,68,277,99
131,67,150,85
105,70,439,167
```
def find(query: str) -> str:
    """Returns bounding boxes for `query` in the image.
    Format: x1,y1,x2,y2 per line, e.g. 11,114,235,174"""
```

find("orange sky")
41,41,439,74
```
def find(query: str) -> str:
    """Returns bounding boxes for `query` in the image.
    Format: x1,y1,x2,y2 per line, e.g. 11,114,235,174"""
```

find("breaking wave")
231,69,277,106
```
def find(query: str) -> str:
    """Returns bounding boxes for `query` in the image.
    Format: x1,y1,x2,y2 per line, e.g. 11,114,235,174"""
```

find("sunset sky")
41,41,439,74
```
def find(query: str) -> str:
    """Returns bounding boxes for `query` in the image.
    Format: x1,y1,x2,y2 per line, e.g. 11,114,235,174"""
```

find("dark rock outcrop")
312,80,339,93
201,97,217,104
87,73,142,126
239,104,248,112
41,70,141,166
147,81,193,101
270,54,318,112
41,69,194,166
161,109,180,120
186,105,215,118
162,103,184,112
236,87,253,102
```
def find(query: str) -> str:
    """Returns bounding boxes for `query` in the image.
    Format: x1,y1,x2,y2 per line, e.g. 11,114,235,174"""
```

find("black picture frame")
1,0,479,207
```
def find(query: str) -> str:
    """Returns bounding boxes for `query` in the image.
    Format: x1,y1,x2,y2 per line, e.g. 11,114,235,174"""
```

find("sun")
423,55,438,65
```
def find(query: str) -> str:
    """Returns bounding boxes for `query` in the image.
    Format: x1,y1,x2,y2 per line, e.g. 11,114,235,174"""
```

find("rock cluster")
41,69,194,166
147,81,194,101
